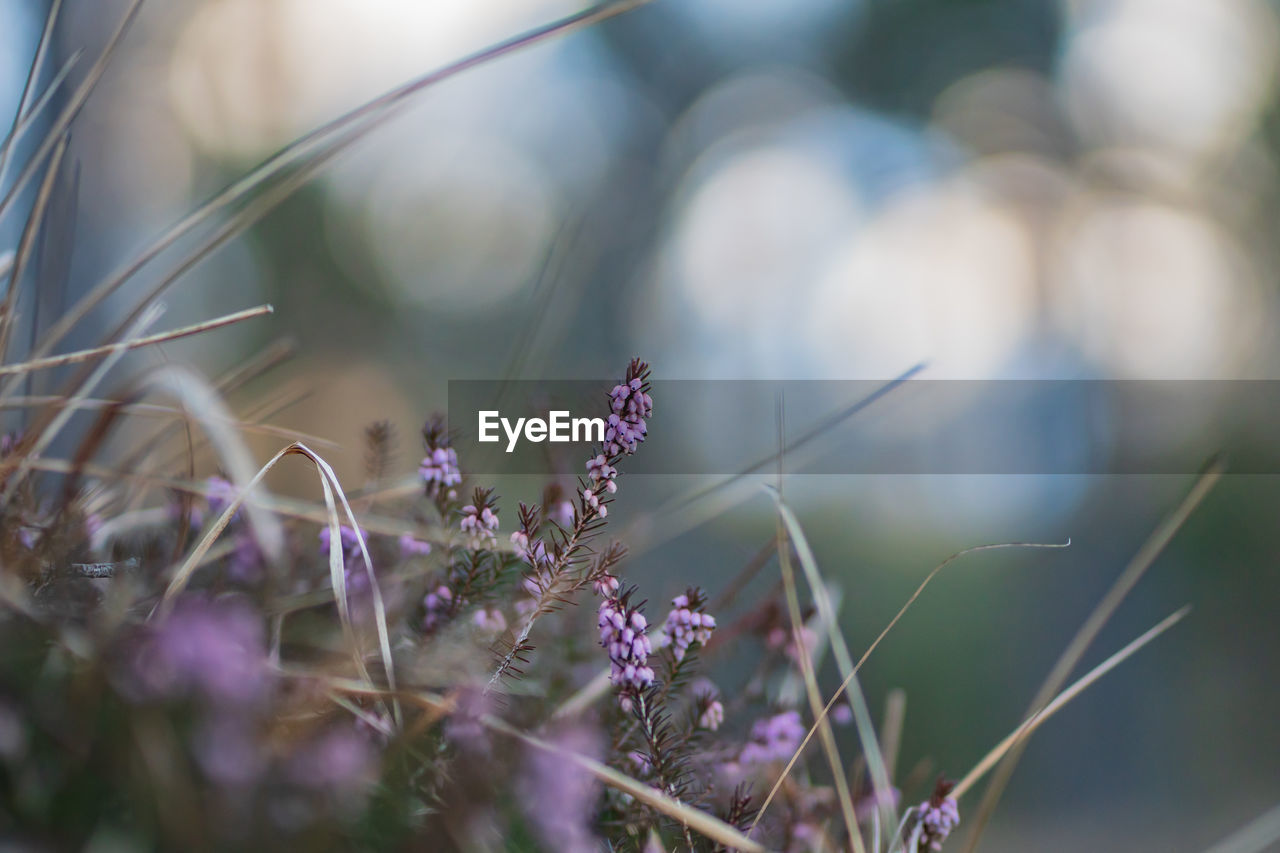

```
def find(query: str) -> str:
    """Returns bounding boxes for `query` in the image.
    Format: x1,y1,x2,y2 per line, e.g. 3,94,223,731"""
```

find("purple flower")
422,585,454,632
420,446,461,494
318,525,372,592
593,573,619,598
127,596,267,708
581,487,607,519
598,594,654,706
549,500,575,529
206,475,240,521
740,710,806,766
915,779,961,851
518,724,603,853
472,608,507,633
698,699,725,732
663,590,716,662
585,454,618,494
510,530,549,567
286,724,378,797
229,532,265,584
459,503,499,547
193,713,264,787
445,686,491,753
603,367,652,458
398,533,433,560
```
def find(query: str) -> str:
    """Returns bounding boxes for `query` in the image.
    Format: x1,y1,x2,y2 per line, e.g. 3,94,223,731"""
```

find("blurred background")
2,0,1278,849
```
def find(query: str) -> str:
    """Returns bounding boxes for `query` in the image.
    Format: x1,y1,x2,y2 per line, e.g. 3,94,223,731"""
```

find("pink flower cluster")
598,595,654,703
459,502,498,547
604,375,652,458
421,585,453,632
739,710,806,766
510,530,549,567
419,445,461,494
663,592,716,662
698,699,725,731
585,454,618,492
916,784,961,851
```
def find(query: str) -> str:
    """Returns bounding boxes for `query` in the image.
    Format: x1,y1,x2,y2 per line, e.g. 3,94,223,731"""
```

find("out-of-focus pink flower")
126,596,267,708
739,710,806,766
419,446,461,495
399,533,432,560
286,724,379,797
518,724,603,853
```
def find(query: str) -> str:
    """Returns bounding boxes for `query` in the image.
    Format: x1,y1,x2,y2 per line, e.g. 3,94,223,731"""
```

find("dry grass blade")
0,0,143,224
18,457,445,551
0,52,80,184
751,537,1069,839
0,303,162,502
952,606,1191,799
1202,803,1280,853
0,133,69,366
158,441,399,726
962,459,1223,851
26,0,652,366
768,486,896,838
0,395,334,447
880,688,907,785
483,716,766,852
0,305,273,376
0,0,66,186
771,513,863,853
136,364,286,564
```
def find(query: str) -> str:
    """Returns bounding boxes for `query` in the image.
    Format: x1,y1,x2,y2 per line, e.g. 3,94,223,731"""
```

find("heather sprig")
485,362,653,692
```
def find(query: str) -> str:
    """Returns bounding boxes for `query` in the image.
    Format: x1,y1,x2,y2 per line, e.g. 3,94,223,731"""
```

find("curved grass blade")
961,459,1223,851
158,441,400,727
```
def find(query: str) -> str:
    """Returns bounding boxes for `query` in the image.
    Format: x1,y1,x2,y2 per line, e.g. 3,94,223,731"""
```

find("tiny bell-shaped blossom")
419,446,462,493
581,487,607,518
593,573,620,598
698,699,725,732
398,533,433,560
586,454,618,493
915,778,960,851
598,594,654,700
663,589,716,662
459,501,499,547
603,361,653,458
421,585,454,632
510,530,549,567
